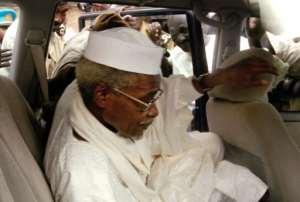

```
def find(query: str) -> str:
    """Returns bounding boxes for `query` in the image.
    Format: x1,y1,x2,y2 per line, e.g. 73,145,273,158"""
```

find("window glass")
201,13,218,73
48,3,196,78
0,3,19,77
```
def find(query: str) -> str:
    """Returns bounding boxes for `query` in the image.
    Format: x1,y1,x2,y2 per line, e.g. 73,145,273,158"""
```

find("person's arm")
192,57,278,94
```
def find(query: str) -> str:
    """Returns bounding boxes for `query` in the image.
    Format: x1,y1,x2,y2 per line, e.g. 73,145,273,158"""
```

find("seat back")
206,98,300,202
0,76,53,202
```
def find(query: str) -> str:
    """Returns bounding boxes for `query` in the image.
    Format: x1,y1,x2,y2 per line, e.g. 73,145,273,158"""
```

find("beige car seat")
0,76,53,202
205,48,300,201
207,98,300,202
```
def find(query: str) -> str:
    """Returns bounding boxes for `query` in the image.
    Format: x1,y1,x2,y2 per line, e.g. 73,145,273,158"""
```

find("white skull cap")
83,27,164,75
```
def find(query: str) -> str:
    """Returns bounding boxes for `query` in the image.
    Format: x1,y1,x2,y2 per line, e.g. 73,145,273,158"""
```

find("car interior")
0,0,300,201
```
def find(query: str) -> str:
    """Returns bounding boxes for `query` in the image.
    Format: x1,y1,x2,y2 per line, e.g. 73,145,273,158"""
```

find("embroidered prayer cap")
83,27,164,75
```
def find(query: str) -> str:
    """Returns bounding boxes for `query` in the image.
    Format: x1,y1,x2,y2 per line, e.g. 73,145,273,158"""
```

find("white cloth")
267,32,300,78
167,35,247,75
1,19,17,50
168,46,193,77
84,28,164,75
205,35,216,72
51,30,89,78
0,19,18,77
44,76,267,202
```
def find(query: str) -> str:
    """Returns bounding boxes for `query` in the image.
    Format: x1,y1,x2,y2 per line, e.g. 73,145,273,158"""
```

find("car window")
47,2,201,79
201,13,218,73
0,3,19,77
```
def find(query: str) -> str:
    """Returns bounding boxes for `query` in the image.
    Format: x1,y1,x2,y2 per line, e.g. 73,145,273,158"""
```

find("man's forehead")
131,75,161,90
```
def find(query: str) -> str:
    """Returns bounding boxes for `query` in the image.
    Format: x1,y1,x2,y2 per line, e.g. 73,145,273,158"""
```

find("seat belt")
25,30,49,103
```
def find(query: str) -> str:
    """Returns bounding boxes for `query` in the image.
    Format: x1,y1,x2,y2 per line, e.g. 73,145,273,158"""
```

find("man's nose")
147,104,159,118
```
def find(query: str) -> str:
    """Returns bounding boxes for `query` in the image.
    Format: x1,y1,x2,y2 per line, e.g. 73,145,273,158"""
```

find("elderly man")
167,15,194,77
44,25,276,202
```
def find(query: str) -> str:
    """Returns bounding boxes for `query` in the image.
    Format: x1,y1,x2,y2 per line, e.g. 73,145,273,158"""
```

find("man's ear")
93,83,110,108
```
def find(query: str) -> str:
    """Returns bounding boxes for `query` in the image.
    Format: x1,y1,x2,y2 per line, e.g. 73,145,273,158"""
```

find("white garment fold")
70,89,160,202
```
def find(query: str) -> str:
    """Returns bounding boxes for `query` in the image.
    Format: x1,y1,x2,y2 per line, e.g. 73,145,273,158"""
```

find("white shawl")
69,89,161,202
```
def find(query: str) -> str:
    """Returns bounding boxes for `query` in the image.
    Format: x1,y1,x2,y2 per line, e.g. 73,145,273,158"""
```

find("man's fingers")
0,57,11,63
241,57,270,64
0,49,12,68
250,79,270,87
239,79,270,88
0,55,12,63
0,49,12,54
251,66,278,75
0,50,12,60
0,49,12,58
0,62,11,68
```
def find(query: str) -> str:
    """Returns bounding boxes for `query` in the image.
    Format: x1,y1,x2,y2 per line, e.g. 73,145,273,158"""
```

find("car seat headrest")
208,48,288,102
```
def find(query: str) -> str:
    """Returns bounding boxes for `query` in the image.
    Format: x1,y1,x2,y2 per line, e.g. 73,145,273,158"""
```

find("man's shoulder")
48,141,124,202
62,140,110,169
46,131,111,175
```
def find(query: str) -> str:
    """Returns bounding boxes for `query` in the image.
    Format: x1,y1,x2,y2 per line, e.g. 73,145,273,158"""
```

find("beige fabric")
267,32,300,78
286,122,300,149
0,76,53,202
206,98,300,202
0,169,14,202
208,48,288,102
0,76,44,164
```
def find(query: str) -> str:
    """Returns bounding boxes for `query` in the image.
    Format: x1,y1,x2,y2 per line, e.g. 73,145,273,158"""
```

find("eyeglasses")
113,88,163,112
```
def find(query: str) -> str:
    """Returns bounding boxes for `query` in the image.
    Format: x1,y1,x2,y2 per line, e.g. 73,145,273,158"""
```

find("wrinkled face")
101,75,161,138
168,15,190,52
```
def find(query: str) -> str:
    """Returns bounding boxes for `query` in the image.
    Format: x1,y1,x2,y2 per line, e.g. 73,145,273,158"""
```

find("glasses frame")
113,88,163,112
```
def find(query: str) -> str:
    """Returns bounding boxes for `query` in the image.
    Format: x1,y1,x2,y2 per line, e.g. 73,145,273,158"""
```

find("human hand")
193,57,278,93
0,49,12,68
212,57,278,88
146,22,162,45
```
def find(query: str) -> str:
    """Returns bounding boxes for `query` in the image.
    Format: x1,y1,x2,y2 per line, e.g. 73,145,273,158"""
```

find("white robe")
267,32,300,78
168,46,193,77
44,76,267,202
